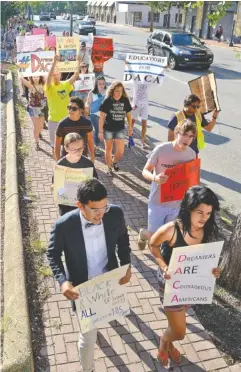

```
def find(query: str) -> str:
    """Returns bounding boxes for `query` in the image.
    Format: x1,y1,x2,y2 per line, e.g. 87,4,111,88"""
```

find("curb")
3,73,34,372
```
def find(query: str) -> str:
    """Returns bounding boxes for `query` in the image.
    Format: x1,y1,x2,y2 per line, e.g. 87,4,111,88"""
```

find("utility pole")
229,1,238,47
70,1,73,36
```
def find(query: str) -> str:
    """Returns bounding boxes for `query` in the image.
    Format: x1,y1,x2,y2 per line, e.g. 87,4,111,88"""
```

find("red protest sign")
32,28,47,36
91,37,113,71
161,158,200,203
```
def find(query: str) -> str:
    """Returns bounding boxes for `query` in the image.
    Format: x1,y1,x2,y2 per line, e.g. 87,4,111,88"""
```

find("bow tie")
85,222,101,229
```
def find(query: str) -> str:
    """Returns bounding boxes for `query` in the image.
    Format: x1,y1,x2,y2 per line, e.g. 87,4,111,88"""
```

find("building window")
163,14,170,28
134,12,142,22
148,12,160,23
175,13,183,23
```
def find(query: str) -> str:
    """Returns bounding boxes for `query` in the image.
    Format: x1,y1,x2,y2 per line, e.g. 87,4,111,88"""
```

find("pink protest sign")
32,28,47,36
45,36,56,51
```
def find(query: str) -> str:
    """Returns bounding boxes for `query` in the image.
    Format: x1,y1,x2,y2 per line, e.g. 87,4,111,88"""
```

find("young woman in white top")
20,75,45,150
85,75,106,156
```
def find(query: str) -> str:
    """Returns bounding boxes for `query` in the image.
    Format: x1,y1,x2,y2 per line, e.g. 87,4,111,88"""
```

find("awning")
86,0,93,5
91,1,98,6
106,1,114,6
95,0,103,6
101,0,109,6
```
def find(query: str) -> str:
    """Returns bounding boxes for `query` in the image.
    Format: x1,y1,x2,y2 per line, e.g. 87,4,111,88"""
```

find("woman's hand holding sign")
154,173,168,185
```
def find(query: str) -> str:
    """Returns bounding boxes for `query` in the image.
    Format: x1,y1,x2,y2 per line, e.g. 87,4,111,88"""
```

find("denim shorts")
28,107,44,118
104,129,125,140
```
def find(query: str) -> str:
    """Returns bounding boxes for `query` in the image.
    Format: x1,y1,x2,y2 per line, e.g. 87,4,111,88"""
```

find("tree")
147,1,171,32
220,213,241,292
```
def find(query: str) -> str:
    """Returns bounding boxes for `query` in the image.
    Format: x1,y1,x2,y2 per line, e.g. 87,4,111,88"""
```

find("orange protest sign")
91,37,113,72
161,158,200,203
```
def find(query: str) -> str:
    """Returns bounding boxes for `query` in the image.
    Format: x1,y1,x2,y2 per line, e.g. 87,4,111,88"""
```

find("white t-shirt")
132,84,148,106
146,142,196,207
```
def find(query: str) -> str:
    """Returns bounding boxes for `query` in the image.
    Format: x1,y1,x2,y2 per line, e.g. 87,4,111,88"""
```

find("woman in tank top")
20,75,45,150
149,186,221,366
85,75,106,156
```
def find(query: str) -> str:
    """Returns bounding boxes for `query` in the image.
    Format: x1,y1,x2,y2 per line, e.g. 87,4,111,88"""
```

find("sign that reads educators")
56,37,79,72
54,165,93,206
164,241,224,306
16,51,54,77
124,53,167,85
16,35,45,53
161,158,200,203
74,265,130,334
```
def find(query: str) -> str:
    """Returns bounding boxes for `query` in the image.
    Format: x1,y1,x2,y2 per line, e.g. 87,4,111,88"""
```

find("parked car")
147,30,214,70
83,15,96,25
39,12,51,21
50,12,56,19
74,20,96,35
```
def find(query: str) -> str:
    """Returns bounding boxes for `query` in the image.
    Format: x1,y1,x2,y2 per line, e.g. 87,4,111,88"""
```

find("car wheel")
148,47,154,56
201,64,211,70
169,55,178,70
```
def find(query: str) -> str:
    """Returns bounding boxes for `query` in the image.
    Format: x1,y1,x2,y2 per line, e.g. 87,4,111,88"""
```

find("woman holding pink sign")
20,75,45,150
149,186,221,366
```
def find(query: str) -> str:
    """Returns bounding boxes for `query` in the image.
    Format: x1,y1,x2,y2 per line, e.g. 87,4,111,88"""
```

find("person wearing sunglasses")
47,178,131,372
79,41,90,69
168,94,219,155
55,96,95,163
70,62,90,103
53,133,98,216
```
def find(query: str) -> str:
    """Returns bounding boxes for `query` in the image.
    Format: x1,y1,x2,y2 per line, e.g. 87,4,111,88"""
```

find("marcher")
79,41,90,68
215,24,223,42
53,133,98,216
131,83,149,148
138,120,197,250
20,75,45,150
47,178,132,372
70,62,90,102
92,56,104,78
149,185,221,366
54,96,95,163
85,75,106,156
3,26,16,62
99,81,132,175
168,94,219,155
45,54,81,152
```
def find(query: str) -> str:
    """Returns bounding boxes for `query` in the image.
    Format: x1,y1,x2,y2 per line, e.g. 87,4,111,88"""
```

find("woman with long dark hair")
20,75,45,150
99,81,132,175
85,75,106,156
149,186,221,366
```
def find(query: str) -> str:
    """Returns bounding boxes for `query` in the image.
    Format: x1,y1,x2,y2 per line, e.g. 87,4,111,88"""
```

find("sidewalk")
21,115,235,372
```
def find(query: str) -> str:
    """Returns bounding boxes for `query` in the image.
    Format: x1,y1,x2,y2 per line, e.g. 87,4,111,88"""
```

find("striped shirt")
56,116,93,157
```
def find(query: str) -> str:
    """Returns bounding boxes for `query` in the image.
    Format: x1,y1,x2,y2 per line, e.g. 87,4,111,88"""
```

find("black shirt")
100,96,132,132
168,111,209,154
56,116,93,157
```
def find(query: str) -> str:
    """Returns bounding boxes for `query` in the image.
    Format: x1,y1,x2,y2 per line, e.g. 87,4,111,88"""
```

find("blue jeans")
90,114,99,146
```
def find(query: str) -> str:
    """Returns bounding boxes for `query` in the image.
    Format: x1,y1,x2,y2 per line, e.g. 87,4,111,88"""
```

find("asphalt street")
35,16,241,215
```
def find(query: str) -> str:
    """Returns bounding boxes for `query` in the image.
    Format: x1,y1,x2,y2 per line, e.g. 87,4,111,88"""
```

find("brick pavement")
21,115,238,372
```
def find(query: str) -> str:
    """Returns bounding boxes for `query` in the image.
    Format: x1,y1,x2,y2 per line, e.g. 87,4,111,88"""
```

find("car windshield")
80,21,92,25
172,34,202,46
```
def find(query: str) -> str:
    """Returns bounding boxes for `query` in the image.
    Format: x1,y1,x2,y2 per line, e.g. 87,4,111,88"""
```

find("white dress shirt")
79,212,108,279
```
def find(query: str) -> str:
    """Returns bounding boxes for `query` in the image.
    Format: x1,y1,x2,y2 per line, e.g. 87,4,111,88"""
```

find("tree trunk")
167,3,171,29
183,8,188,31
150,9,154,32
176,4,181,29
220,213,241,292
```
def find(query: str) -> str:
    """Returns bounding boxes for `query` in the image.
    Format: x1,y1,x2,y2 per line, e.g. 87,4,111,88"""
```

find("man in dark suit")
47,178,131,372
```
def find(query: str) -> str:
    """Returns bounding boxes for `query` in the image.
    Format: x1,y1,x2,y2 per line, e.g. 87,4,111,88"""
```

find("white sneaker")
138,228,147,250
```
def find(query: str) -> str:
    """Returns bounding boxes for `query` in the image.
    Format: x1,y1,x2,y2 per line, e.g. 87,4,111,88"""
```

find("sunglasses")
191,105,200,109
81,65,87,68
67,105,79,111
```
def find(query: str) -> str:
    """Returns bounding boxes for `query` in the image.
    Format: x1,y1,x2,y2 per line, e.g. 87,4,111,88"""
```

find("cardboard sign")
45,35,56,51
163,241,223,306
91,37,113,72
54,165,93,206
74,73,95,92
16,35,45,53
74,265,130,333
188,73,221,114
32,28,47,36
56,36,79,72
124,54,167,85
161,158,200,203
16,51,54,77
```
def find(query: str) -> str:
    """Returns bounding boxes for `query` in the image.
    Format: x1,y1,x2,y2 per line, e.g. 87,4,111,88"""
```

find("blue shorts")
148,203,179,233
29,107,44,118
104,129,125,140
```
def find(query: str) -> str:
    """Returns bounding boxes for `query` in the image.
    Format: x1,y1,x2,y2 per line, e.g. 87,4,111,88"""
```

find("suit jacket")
47,205,131,288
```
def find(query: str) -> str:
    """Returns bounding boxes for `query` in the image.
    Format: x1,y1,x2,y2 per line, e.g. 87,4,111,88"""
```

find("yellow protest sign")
56,37,79,72
54,165,93,206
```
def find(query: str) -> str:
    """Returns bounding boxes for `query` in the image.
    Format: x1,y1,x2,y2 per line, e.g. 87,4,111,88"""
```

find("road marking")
165,73,188,85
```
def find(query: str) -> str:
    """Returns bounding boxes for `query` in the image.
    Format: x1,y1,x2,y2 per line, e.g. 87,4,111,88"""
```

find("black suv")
147,30,214,70
50,12,56,19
